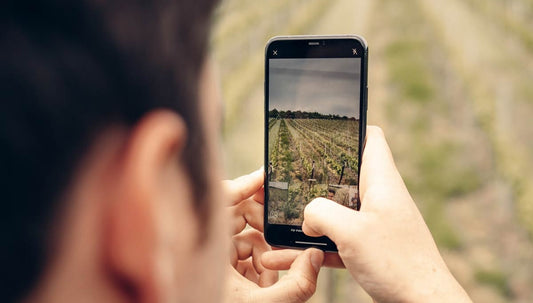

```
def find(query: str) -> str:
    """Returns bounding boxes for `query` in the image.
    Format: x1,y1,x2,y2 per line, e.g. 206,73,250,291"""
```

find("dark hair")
1,0,218,301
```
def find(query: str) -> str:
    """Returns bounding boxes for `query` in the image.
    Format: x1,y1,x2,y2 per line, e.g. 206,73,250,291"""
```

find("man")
2,1,322,302
2,0,472,302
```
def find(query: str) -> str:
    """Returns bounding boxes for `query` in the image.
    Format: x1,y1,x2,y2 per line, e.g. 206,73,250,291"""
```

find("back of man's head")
1,1,217,301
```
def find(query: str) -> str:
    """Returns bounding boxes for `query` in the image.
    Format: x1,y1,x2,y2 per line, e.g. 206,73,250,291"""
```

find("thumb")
360,126,408,204
261,248,324,303
302,198,361,243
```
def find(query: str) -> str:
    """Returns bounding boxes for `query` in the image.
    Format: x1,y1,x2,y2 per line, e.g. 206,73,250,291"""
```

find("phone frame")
264,35,368,252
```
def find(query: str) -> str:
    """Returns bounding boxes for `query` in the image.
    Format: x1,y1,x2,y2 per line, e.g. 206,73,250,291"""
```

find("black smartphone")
264,35,368,252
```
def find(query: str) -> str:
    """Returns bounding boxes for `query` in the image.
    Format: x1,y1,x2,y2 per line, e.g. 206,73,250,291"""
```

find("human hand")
263,126,471,303
223,169,324,303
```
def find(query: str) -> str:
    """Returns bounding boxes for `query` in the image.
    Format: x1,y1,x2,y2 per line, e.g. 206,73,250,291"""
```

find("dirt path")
284,119,302,141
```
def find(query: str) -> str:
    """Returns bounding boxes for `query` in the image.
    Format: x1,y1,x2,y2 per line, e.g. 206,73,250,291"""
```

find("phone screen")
264,36,367,251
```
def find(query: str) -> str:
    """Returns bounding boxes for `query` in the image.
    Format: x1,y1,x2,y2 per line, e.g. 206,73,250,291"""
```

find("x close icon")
273,50,278,55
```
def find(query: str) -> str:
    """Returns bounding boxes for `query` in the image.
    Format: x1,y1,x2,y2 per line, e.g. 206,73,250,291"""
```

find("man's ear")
103,110,189,302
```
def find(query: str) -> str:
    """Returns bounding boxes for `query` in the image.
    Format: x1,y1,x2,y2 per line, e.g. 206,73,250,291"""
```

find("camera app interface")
268,57,361,225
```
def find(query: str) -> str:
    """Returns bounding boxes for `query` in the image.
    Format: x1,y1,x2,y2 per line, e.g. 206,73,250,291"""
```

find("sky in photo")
269,58,361,119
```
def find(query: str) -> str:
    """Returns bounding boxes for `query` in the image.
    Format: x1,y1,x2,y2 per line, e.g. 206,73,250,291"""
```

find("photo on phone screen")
264,36,367,250
268,58,361,224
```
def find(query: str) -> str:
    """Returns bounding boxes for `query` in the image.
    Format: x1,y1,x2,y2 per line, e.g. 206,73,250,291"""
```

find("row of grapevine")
269,119,359,186
270,119,293,182
288,119,359,179
290,119,359,157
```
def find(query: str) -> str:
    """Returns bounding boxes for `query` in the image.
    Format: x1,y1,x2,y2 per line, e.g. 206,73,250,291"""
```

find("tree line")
269,109,356,120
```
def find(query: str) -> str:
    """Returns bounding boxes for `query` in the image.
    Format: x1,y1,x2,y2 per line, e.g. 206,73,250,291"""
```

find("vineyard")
268,117,359,224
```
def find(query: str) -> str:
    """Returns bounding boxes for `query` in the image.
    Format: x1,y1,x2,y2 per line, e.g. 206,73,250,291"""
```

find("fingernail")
310,250,322,273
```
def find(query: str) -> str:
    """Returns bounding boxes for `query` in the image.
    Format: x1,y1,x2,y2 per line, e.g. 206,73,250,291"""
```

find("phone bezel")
264,35,368,252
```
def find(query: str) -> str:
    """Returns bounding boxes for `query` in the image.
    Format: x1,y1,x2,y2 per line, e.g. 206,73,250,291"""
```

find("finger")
223,168,264,205
360,126,407,203
251,186,264,205
302,198,362,244
261,248,323,303
262,249,345,269
231,229,271,274
261,249,301,270
230,197,264,234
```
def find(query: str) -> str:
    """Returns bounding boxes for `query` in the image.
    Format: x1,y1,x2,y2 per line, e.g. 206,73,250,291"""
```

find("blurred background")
209,0,533,302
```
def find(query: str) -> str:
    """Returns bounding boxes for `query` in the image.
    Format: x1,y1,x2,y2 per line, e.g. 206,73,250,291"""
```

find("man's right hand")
263,126,472,303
